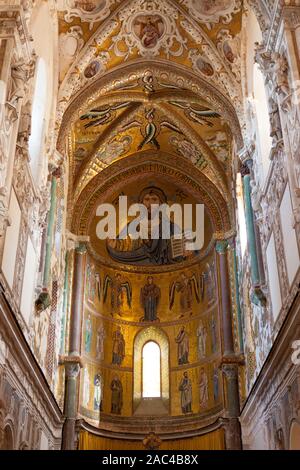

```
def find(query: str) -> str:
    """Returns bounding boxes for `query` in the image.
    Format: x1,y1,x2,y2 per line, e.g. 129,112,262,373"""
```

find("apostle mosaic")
96,325,106,360
85,314,92,353
179,372,192,414
175,326,189,365
82,367,90,408
94,373,103,411
169,272,201,317
103,273,132,315
213,366,219,402
112,326,125,366
111,375,123,415
199,368,209,409
197,321,207,360
140,276,161,322
133,15,165,49
86,264,101,302
210,316,218,354
203,261,217,304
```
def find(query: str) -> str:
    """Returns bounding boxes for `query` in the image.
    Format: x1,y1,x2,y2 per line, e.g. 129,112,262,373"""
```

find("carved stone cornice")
0,2,34,61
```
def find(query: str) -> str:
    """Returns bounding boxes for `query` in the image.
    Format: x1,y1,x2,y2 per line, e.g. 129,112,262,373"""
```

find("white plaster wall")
28,2,58,184
1,189,21,289
20,236,37,324
266,234,282,321
280,184,300,286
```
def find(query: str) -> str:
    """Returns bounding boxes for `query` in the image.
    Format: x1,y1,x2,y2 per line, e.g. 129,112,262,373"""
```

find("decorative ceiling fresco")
56,0,244,229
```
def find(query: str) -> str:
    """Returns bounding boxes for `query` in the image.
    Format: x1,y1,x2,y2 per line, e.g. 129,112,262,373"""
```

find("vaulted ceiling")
56,0,245,227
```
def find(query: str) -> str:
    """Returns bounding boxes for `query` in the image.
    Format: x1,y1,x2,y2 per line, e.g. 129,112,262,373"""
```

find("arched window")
133,326,169,414
142,341,161,398
28,57,47,182
252,63,273,178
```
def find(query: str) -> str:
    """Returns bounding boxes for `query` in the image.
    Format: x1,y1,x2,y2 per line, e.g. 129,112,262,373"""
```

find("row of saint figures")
84,317,219,365
85,261,217,320
81,366,221,417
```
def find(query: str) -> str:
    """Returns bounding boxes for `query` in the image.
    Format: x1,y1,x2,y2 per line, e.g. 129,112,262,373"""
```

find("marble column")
231,240,244,353
69,242,87,357
61,240,87,450
216,239,242,450
241,162,266,306
61,362,81,451
59,250,70,355
222,363,242,450
35,168,60,312
216,240,234,356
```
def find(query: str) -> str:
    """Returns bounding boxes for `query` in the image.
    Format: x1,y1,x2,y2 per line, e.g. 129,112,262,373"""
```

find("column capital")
238,142,255,164
59,355,83,378
215,240,228,254
222,363,239,381
65,231,90,252
214,229,236,247
220,354,245,369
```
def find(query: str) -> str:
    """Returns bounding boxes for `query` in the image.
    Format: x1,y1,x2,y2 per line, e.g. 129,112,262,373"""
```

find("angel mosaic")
80,102,130,128
137,108,183,151
103,273,132,316
169,272,201,317
169,101,220,127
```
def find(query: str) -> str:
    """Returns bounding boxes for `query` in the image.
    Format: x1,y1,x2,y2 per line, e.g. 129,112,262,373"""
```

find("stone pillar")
216,238,243,450
61,238,88,450
61,361,81,451
241,162,266,306
60,250,70,355
69,242,87,357
35,168,60,312
230,239,244,353
216,240,234,356
222,363,242,450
